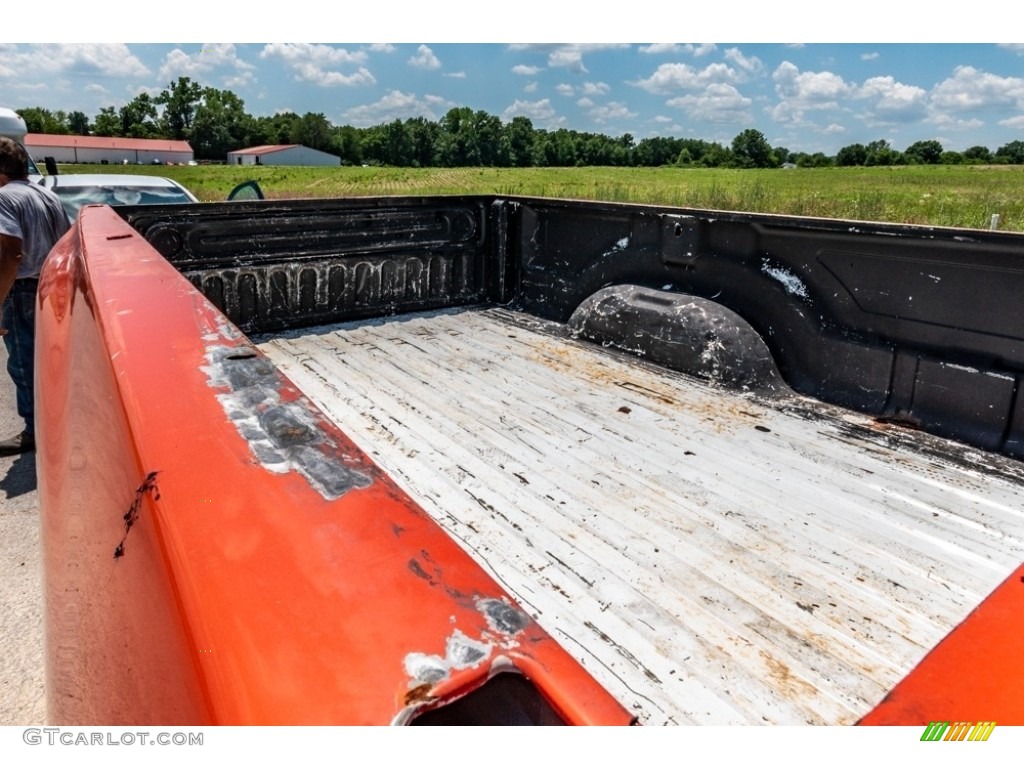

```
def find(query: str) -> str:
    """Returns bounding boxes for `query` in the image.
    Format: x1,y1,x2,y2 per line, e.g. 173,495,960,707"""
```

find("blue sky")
5,4,1023,156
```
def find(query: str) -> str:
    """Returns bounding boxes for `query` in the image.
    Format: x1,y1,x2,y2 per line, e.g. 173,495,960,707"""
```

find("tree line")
17,77,1024,168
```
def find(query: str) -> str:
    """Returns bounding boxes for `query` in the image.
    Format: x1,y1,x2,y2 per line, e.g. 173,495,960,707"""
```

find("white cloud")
549,48,587,74
512,64,542,76
769,61,852,123
855,76,928,122
688,44,718,57
929,65,1024,112
509,43,628,76
261,43,373,87
633,61,743,94
555,83,575,97
503,98,563,128
445,71,467,79
368,44,395,54
158,44,256,87
262,43,366,67
927,113,985,132
0,43,149,80
641,44,717,57
666,83,752,124
408,44,442,70
640,44,682,55
581,81,611,96
343,89,454,126
586,101,637,124
861,52,880,61
524,81,538,93
724,48,763,74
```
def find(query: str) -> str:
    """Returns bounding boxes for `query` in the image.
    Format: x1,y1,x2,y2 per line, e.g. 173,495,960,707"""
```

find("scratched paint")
202,344,372,501
761,259,810,300
402,597,530,691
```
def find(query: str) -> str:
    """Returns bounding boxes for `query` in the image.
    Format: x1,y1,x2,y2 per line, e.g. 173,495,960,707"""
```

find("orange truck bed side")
36,206,633,726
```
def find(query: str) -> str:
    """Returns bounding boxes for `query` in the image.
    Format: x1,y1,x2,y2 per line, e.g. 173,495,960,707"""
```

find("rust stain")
404,682,436,706
759,650,818,699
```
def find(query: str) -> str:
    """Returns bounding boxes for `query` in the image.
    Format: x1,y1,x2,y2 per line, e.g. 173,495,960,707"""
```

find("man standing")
0,137,70,455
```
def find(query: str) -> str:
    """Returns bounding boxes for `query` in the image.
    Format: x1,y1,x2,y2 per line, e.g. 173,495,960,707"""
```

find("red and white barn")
24,134,194,165
227,144,339,167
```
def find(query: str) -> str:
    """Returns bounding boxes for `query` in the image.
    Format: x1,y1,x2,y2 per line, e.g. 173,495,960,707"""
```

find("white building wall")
26,141,192,165
229,146,339,167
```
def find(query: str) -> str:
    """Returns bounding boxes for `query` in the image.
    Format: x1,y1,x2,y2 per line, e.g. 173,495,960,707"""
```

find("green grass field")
59,163,1024,232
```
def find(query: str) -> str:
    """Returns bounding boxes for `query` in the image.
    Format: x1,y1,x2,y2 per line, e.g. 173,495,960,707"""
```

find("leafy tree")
730,128,777,168
865,140,899,166
251,112,301,146
995,140,1024,164
698,142,732,168
16,107,69,134
67,110,91,135
473,110,502,167
93,106,121,137
119,93,159,138
634,136,682,167
437,107,475,166
499,116,535,168
378,119,413,165
792,152,833,168
903,139,944,165
836,143,868,166
191,87,253,160
962,145,992,164
291,112,334,154
405,117,441,167
333,125,364,165
156,77,203,140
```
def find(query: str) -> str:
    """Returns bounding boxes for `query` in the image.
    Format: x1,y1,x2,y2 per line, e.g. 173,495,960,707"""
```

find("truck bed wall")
118,195,1024,460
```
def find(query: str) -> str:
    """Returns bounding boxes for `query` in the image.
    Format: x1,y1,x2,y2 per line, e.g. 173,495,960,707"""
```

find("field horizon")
57,163,1024,233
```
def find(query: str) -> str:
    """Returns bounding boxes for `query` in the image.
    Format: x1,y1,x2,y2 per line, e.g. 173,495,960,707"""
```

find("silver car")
41,173,200,220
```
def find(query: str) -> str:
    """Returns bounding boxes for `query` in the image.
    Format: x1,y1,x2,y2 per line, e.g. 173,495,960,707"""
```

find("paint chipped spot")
602,236,630,258
761,259,809,300
477,597,530,636
446,631,489,667
202,345,372,500
404,653,450,684
404,629,493,688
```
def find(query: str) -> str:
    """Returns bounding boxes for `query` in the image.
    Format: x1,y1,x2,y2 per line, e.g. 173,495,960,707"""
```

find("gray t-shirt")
0,179,71,279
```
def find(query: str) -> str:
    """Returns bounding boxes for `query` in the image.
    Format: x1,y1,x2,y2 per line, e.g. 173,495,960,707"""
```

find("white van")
0,106,44,181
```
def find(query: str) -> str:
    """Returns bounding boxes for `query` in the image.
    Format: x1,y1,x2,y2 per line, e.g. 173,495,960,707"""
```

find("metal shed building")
24,134,194,165
227,144,340,167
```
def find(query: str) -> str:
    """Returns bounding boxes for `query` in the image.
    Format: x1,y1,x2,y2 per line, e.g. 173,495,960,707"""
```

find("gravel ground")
0,345,45,725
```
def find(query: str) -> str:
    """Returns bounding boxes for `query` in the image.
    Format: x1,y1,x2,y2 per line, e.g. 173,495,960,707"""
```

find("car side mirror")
227,181,264,202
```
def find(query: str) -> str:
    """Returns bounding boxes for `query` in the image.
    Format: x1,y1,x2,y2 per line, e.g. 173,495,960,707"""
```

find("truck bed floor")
257,306,1024,725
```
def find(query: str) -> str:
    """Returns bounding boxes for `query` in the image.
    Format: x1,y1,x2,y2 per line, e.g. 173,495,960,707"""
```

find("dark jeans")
3,278,38,437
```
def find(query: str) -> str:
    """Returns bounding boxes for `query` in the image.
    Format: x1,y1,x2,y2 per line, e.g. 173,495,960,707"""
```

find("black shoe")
0,431,35,456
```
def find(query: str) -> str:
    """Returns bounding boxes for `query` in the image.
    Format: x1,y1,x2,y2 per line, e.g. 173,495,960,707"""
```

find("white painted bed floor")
257,306,1024,725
